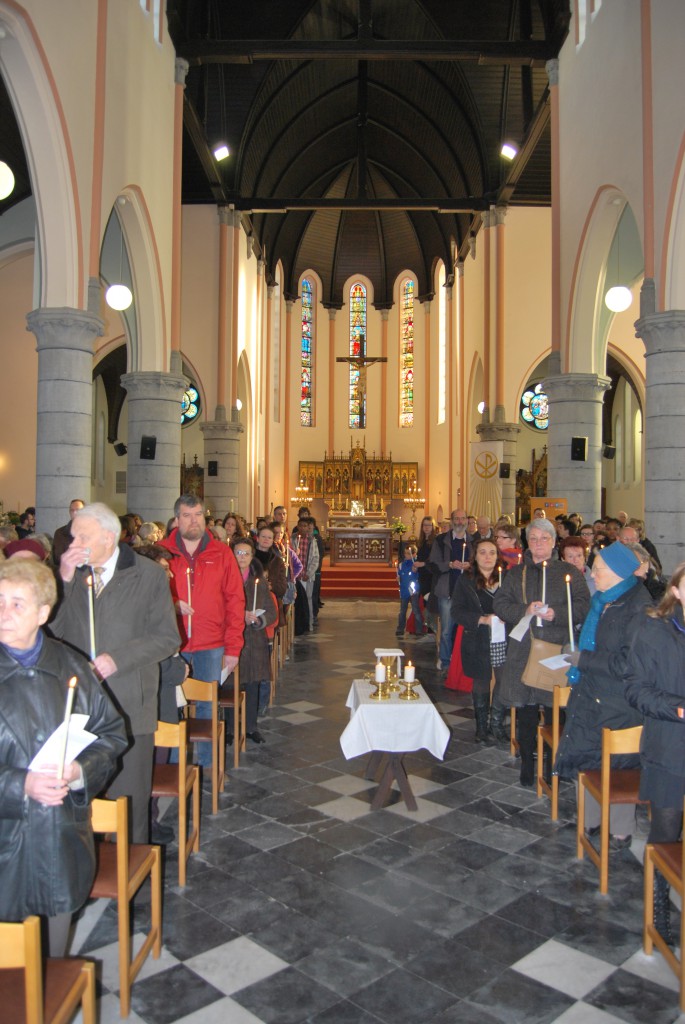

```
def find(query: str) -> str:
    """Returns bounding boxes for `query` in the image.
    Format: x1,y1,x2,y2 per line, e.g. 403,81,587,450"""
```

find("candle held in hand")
186,567,192,639
56,676,78,781
86,574,96,662
252,577,258,613
565,574,575,651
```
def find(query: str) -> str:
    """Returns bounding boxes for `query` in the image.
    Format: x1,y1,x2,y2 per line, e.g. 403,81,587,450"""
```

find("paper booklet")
28,713,97,770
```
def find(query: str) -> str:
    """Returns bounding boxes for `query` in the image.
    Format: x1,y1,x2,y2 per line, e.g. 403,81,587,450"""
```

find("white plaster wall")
180,207,220,416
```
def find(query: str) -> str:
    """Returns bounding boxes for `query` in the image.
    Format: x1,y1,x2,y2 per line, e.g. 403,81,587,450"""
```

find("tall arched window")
349,282,367,429
300,278,314,426
399,278,415,427
437,263,446,424
273,268,281,421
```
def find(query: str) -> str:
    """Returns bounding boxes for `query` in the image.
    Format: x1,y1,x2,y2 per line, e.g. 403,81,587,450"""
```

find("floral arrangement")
389,517,407,535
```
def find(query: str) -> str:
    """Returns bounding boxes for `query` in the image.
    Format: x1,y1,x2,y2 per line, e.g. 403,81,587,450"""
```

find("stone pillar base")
201,416,244,518
635,310,685,572
543,373,610,524
27,307,104,536
121,371,186,521
475,421,520,520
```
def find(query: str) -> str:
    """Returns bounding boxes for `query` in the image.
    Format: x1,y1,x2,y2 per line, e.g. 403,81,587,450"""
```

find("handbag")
283,579,297,605
519,565,567,692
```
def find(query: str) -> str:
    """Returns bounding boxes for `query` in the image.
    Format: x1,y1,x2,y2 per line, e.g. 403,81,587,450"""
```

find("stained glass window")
349,282,366,429
520,382,549,430
301,278,313,426
399,279,414,427
181,384,200,426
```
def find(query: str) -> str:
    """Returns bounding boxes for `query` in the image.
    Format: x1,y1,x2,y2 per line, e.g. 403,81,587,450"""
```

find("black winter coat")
0,637,127,920
625,607,685,806
451,575,499,678
554,581,652,780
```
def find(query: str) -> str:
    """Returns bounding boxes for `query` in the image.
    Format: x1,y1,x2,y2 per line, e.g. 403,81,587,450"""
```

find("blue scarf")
566,574,638,684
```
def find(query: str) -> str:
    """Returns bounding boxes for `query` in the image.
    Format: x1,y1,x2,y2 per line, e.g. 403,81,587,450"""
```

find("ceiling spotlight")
605,285,632,313
0,161,15,200
105,283,133,311
500,142,518,161
213,144,230,161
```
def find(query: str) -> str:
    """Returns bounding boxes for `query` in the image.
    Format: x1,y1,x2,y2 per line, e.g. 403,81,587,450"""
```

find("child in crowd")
396,544,425,637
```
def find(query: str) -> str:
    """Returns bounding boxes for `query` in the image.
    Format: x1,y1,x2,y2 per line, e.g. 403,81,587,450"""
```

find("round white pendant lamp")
604,285,632,313
0,161,15,200
105,283,133,310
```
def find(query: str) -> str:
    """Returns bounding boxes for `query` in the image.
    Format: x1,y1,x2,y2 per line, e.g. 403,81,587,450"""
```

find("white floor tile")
314,795,376,821
550,1002,627,1023
281,700,323,711
278,712,321,724
184,935,288,995
512,938,615,999
318,774,376,795
621,948,680,993
383,796,451,823
174,997,265,1024
87,934,180,992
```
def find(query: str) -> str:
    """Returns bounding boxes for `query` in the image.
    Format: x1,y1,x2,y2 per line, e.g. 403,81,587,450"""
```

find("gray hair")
526,518,557,543
174,493,203,517
74,502,121,538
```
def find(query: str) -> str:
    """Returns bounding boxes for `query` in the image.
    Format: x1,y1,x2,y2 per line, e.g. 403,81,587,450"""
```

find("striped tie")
92,566,105,597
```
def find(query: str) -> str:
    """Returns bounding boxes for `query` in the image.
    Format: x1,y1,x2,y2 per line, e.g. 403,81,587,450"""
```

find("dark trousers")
108,732,154,843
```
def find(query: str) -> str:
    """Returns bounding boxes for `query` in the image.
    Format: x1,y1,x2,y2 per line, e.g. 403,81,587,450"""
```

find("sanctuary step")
320,557,398,599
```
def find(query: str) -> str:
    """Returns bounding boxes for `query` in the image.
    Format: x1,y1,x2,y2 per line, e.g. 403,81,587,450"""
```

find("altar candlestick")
565,574,575,651
86,574,96,661
56,676,78,781
186,567,192,640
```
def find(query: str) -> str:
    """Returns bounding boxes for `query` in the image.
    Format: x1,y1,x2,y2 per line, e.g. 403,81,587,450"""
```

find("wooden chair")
0,915,96,1024
90,796,162,1018
643,796,685,1011
151,719,200,887
536,685,572,820
577,724,646,894
183,677,225,814
218,664,246,770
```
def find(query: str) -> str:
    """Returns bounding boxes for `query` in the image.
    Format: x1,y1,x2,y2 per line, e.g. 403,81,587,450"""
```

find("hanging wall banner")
469,441,503,520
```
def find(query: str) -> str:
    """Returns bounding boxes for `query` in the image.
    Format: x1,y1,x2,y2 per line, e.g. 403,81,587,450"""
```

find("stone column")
635,311,685,572
120,370,186,520
475,419,520,521
543,373,611,525
201,416,244,518
27,307,103,536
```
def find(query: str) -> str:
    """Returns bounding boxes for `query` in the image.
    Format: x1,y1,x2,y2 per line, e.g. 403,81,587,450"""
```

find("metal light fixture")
501,142,518,161
605,210,632,313
105,219,132,311
213,143,229,161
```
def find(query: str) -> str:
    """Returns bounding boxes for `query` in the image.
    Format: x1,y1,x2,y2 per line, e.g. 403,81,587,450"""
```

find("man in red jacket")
160,494,245,766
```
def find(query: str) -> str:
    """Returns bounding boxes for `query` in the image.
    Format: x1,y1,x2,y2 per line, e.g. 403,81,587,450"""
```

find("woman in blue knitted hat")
554,541,653,847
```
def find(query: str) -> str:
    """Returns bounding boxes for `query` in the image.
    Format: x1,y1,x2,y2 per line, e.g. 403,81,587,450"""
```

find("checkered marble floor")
71,600,685,1023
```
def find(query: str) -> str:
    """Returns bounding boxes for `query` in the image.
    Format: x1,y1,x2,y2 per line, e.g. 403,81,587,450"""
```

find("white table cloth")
340,679,450,761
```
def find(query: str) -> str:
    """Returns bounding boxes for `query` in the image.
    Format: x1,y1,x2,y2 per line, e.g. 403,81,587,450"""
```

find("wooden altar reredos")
298,441,418,513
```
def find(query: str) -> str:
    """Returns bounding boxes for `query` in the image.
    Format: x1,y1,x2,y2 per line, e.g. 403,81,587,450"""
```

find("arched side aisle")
70,597,672,1021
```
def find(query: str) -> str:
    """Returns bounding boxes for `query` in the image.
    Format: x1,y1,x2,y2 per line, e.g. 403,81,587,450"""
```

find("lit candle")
541,561,547,605
86,573,96,661
186,567,192,640
517,553,522,564
404,661,415,683
565,574,575,651
252,577,258,613
375,662,386,683
56,676,78,781
498,566,502,587
230,498,234,513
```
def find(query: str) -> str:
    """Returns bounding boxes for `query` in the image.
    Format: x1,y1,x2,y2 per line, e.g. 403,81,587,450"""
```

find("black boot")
473,693,494,745
517,705,538,787
489,702,508,746
654,871,675,946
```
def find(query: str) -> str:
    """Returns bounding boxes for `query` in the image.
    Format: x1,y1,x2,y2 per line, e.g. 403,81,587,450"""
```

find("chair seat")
0,959,89,1023
186,719,213,742
651,841,682,878
151,763,194,797
582,768,645,803
90,841,156,899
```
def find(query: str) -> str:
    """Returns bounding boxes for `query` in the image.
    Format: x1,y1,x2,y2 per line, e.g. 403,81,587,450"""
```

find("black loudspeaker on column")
140,435,157,460
499,463,510,479
571,436,588,462
603,444,616,460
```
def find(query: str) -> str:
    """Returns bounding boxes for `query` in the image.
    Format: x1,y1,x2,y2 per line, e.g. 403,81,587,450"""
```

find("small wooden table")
328,527,394,566
340,679,451,810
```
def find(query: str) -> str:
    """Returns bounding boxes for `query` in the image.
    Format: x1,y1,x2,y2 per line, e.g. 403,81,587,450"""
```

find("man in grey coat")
429,508,471,671
51,502,180,842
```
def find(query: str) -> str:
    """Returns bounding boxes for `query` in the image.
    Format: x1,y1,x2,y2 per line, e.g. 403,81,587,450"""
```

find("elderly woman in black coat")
0,559,127,954
554,542,652,846
451,538,508,744
493,517,591,786
624,562,685,945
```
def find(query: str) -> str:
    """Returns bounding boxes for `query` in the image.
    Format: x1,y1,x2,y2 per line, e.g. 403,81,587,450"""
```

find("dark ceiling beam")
182,94,228,203
239,197,489,213
495,86,551,206
181,39,554,67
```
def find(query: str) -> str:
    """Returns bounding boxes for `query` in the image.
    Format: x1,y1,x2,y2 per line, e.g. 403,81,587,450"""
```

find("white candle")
186,567,192,640
565,574,575,651
404,662,415,683
56,676,78,780
498,566,502,587
541,560,547,604
252,577,258,613
517,553,522,564
230,498,234,512
375,663,386,683
87,573,96,661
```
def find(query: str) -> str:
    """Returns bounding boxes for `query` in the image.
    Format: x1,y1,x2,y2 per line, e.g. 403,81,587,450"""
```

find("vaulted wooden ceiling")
168,0,570,305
